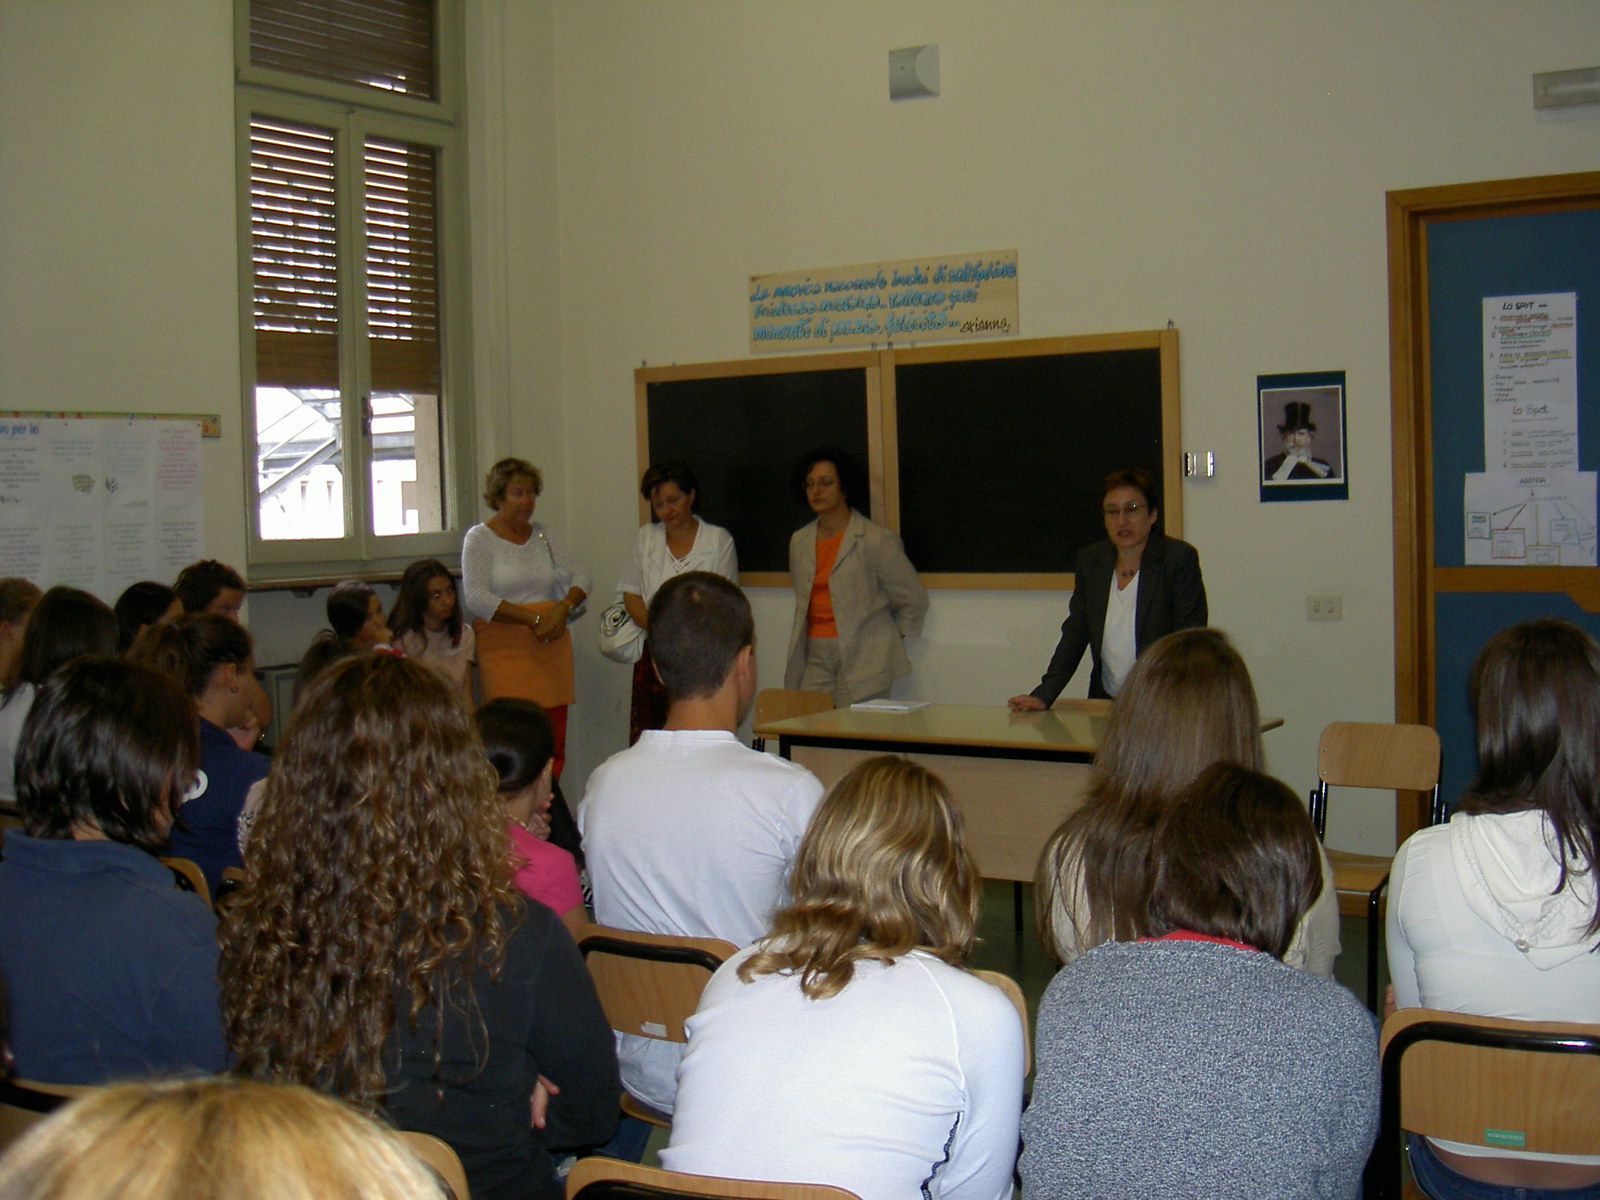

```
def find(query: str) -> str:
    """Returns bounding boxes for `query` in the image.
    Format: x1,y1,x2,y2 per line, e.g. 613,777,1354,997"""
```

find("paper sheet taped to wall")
1464,470,1596,566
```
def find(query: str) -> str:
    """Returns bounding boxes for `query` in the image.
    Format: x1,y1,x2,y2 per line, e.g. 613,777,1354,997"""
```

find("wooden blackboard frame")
635,329,1181,589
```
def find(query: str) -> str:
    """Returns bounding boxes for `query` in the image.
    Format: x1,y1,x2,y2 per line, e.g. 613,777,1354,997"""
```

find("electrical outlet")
1307,593,1343,621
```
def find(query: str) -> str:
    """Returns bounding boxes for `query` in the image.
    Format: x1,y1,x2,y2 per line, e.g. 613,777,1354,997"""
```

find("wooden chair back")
567,1157,861,1200
1314,722,1442,841
577,925,737,1044
0,1077,93,1153
160,856,211,907
398,1130,470,1200
1368,1008,1600,1199
971,968,1031,1077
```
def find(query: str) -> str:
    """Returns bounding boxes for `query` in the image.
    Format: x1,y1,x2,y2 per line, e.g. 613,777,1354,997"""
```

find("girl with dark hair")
221,655,618,1200
0,586,119,806
1034,627,1341,976
1389,618,1600,1198
113,580,181,653
784,447,927,707
1022,762,1377,1199
662,756,1024,1200
294,579,394,700
618,461,737,742
129,613,269,895
475,698,586,938
0,578,41,687
0,658,226,1083
390,559,475,702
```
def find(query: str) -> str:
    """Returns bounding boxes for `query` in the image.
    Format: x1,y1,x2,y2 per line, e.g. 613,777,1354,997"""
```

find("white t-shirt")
1098,571,1138,697
394,624,475,691
1389,809,1600,1164
663,947,1024,1200
617,519,738,604
577,729,825,1112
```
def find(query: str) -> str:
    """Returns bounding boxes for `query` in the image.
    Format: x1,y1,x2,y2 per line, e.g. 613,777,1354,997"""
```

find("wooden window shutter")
365,138,440,394
250,0,436,100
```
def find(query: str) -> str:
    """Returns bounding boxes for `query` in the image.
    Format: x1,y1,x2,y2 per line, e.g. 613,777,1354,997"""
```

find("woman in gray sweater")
1021,763,1377,1200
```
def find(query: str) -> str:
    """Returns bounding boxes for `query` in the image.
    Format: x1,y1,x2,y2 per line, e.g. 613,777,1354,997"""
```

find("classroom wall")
3,2,1598,856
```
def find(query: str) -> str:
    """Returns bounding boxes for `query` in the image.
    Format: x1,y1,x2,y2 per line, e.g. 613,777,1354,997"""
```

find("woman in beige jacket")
785,447,928,707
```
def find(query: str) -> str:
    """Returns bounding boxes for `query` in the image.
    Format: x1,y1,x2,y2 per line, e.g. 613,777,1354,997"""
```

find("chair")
160,856,211,907
1367,1008,1600,1200
751,689,833,752
398,1130,471,1200
0,1077,93,1152
576,924,738,1128
213,865,247,914
567,1157,861,1200
1307,722,1443,1012
971,968,1031,1077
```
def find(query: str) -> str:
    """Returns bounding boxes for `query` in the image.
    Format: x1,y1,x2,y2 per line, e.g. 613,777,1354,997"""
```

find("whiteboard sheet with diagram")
1464,470,1597,566
0,417,202,600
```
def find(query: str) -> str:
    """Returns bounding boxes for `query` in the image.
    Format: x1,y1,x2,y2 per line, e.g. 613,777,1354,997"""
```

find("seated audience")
392,558,476,702
294,578,394,700
113,580,181,652
1389,617,1600,1198
0,586,118,805
0,578,41,687
222,654,618,1200
130,613,269,896
1034,626,1340,976
662,755,1025,1200
0,1076,447,1200
1022,762,1378,1199
476,697,586,938
0,658,226,1083
580,571,824,1122
173,558,247,619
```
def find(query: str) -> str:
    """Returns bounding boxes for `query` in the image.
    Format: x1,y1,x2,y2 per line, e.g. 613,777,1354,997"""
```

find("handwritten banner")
748,250,1018,353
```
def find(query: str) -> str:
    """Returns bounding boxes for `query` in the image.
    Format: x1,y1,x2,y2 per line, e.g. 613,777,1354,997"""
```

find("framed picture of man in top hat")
1258,371,1348,502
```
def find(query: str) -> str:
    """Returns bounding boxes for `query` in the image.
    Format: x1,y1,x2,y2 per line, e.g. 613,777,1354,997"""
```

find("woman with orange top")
784,447,927,708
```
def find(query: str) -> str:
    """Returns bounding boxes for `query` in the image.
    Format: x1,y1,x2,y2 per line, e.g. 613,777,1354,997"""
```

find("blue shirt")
0,832,228,1084
167,717,269,896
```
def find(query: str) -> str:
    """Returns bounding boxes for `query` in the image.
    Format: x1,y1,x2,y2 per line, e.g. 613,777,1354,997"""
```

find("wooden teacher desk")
756,700,1282,884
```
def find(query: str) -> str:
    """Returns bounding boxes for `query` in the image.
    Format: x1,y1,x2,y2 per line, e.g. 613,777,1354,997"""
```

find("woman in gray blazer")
785,448,927,707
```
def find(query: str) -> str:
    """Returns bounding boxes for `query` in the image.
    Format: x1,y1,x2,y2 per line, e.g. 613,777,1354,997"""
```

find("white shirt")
578,729,825,1113
663,947,1024,1200
461,522,592,622
0,683,37,804
617,519,738,604
1098,571,1138,697
394,624,475,691
1389,809,1600,1164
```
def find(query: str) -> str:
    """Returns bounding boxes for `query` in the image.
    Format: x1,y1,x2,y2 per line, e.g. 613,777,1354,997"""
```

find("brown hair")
0,1076,446,1200
647,572,754,700
1465,618,1600,935
1148,762,1323,958
220,654,517,1111
389,559,463,646
1035,627,1262,960
639,461,700,506
173,559,246,614
128,612,253,700
2,587,119,709
1101,467,1159,513
740,756,980,1000
482,457,542,508
0,578,41,628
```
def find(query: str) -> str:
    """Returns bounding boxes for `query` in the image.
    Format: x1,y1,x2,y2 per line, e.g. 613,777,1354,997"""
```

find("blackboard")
636,331,1180,587
893,336,1171,581
637,352,877,578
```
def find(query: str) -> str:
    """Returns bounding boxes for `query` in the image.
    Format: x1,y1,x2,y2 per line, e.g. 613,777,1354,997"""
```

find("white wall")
3,2,1598,854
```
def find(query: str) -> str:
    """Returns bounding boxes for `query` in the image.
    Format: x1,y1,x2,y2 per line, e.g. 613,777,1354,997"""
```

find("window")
237,0,469,572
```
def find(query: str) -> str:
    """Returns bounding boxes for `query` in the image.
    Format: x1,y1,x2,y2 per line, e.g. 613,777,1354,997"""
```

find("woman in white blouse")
462,457,590,779
618,461,737,742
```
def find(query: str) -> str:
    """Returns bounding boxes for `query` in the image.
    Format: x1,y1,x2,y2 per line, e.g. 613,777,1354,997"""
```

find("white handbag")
596,598,646,664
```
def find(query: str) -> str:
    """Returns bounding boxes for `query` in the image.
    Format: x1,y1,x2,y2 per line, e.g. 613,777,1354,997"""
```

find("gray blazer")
785,510,928,702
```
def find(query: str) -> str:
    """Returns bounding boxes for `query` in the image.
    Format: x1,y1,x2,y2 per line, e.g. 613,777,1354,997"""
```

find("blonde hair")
740,756,980,1000
0,1077,446,1200
1035,627,1263,961
482,457,542,508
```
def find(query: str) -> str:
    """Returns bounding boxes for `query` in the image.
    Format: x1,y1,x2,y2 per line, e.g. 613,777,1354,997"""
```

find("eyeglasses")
1103,503,1146,518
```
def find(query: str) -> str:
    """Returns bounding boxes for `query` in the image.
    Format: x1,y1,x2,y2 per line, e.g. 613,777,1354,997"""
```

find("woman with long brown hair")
662,756,1024,1200
220,655,618,1200
1035,626,1340,975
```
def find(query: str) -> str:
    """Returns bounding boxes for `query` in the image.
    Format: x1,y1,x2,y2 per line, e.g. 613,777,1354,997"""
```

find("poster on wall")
0,416,203,601
1257,371,1348,502
749,250,1018,353
1463,469,1596,566
1482,292,1578,471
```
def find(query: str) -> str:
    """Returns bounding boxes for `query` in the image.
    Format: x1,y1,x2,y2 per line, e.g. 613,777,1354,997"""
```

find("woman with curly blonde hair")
0,1077,448,1200
661,755,1025,1200
220,654,618,1200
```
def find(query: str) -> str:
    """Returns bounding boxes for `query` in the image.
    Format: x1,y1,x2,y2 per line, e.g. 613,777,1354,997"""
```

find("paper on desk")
849,699,931,713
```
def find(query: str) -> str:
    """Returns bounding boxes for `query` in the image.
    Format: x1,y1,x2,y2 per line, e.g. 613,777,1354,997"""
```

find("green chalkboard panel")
641,357,874,576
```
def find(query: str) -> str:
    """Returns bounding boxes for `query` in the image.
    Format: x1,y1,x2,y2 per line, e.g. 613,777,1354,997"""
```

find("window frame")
233,0,475,578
